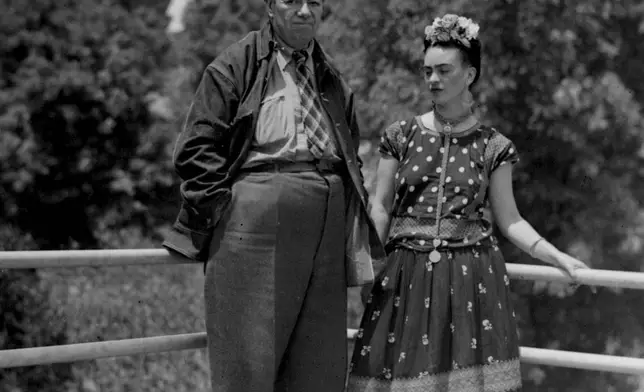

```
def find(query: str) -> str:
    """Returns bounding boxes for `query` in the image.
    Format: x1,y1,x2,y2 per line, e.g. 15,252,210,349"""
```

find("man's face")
267,0,324,50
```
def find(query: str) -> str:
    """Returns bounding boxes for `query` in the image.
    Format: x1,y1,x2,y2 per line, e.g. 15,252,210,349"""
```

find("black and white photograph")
1,0,644,391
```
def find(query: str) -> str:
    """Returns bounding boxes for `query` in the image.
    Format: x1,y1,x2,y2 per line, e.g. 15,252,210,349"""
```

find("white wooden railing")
1,249,644,375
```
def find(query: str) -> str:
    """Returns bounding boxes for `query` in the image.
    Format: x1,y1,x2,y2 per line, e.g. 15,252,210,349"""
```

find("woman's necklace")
426,103,475,263
432,103,473,133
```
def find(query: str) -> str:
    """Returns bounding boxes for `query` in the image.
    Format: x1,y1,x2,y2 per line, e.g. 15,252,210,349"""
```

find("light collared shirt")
243,41,339,167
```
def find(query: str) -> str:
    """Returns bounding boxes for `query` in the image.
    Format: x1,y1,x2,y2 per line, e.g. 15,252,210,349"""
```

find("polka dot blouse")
379,116,520,250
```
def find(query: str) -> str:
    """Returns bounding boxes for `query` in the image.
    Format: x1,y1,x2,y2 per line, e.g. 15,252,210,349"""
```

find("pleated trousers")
204,170,348,392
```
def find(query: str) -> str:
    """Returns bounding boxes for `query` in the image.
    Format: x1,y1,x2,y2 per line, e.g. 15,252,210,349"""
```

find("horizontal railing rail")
2,330,644,375
2,249,644,290
1,249,644,375
0,249,195,268
0,333,207,369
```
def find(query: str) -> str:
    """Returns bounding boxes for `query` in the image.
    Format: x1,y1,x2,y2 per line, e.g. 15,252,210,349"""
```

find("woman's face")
422,45,475,105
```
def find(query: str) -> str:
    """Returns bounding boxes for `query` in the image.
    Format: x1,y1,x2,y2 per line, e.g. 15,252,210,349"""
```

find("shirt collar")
274,39,315,73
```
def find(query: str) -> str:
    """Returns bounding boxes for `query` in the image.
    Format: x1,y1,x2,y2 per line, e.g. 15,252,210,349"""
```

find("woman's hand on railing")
553,251,591,280
551,251,596,293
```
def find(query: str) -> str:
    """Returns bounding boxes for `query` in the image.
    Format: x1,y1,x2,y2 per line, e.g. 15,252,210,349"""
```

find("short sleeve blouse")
377,116,519,247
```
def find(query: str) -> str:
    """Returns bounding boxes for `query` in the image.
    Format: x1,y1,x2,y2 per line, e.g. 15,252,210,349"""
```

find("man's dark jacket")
163,23,385,284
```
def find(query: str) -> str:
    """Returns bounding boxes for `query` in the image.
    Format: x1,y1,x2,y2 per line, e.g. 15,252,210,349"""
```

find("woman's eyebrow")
422,63,452,69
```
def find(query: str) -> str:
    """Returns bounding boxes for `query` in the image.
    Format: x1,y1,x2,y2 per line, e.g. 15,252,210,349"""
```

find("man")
163,0,384,390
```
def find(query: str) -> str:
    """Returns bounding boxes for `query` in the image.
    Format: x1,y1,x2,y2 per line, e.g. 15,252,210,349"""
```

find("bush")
0,227,73,392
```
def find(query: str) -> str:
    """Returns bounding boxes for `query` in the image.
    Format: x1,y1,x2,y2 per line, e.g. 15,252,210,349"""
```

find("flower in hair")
424,14,480,48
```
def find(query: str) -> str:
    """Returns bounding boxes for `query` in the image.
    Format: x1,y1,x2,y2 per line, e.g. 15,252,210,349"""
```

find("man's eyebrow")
422,64,452,68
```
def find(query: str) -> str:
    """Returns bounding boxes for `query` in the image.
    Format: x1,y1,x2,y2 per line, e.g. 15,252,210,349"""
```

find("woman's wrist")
528,237,545,258
530,237,561,265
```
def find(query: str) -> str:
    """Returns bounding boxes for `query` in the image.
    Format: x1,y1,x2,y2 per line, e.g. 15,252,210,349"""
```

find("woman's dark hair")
423,38,482,87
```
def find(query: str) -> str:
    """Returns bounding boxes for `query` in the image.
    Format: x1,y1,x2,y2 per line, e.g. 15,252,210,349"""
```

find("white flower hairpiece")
424,14,480,48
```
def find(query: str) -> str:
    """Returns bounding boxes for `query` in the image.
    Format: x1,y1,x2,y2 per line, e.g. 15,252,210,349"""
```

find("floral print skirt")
347,237,522,392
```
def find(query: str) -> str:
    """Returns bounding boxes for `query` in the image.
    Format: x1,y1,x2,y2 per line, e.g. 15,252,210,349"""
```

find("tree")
182,0,267,77
0,0,174,250
0,1,174,390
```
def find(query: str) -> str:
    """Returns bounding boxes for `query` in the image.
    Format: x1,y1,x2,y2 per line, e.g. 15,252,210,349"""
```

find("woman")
346,14,590,392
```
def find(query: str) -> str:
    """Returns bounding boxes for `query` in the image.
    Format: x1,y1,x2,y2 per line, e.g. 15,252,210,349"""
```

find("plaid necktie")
292,50,332,158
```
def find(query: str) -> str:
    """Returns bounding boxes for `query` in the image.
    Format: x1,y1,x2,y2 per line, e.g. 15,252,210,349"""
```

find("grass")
40,263,210,392
40,262,367,391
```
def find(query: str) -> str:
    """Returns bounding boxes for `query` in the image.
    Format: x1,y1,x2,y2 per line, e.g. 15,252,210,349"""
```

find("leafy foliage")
182,0,267,76
0,0,174,250
0,226,73,392
0,1,174,390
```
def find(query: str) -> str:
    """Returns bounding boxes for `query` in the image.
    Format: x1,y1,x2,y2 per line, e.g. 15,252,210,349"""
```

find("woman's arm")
360,155,398,303
489,164,590,279
369,156,398,245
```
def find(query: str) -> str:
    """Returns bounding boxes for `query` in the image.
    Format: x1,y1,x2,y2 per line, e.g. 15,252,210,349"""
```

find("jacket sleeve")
174,65,240,213
162,63,240,261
